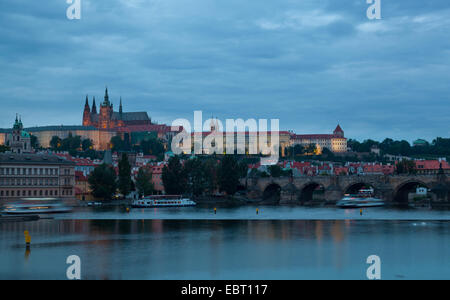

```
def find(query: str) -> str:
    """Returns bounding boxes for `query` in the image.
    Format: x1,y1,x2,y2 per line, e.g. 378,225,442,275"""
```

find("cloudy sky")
0,0,449,142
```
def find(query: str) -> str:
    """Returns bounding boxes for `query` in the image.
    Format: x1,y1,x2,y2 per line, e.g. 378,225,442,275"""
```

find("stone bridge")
240,172,450,206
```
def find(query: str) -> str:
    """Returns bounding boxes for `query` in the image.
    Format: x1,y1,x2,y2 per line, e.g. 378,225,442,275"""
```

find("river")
0,205,449,279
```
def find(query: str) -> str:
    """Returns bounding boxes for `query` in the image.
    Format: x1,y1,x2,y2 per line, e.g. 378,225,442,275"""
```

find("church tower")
99,87,113,129
82,95,92,126
333,124,344,137
6,115,32,154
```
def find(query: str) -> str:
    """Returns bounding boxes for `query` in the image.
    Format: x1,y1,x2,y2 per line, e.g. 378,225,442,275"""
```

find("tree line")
161,155,248,197
87,153,154,200
348,137,450,157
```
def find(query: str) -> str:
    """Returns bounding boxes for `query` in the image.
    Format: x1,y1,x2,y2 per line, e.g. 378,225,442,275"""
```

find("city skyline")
1,0,450,142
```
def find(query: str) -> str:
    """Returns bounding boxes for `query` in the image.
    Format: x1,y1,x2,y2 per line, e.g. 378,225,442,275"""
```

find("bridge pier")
324,184,343,204
280,183,298,205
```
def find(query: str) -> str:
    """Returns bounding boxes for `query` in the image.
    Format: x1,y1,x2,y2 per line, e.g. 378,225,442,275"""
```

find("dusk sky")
1,0,449,142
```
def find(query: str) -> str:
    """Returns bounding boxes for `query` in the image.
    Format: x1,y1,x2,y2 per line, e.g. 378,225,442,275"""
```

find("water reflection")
0,219,449,279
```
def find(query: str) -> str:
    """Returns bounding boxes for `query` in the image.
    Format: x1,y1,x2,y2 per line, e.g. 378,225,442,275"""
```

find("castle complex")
0,88,180,151
0,88,347,154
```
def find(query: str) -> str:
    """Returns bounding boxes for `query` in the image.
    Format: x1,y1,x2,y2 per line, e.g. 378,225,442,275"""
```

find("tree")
82,139,93,151
218,155,240,195
50,136,62,150
203,158,219,195
184,157,208,196
268,165,283,177
0,145,10,153
305,144,317,155
395,160,417,175
30,135,39,149
293,144,304,156
135,167,154,197
238,161,249,179
88,164,117,200
321,147,335,159
118,153,133,197
162,155,187,195
110,136,125,152
139,138,165,160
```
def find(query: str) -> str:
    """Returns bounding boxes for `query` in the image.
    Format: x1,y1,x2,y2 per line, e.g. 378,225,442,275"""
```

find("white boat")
336,189,384,208
2,198,72,214
131,195,196,208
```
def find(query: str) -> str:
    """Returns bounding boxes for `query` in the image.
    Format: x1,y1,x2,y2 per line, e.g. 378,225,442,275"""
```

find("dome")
21,131,31,138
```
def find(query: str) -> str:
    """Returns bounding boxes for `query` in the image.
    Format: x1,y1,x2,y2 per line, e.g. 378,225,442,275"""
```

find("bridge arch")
343,182,376,195
262,183,281,203
299,182,325,204
394,180,430,204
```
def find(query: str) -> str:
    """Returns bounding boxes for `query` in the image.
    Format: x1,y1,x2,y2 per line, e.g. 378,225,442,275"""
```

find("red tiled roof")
415,160,450,170
292,134,343,140
116,124,182,133
334,124,344,133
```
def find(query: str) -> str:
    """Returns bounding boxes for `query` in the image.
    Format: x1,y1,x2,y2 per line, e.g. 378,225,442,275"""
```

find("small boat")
336,189,384,208
2,198,72,214
131,195,196,208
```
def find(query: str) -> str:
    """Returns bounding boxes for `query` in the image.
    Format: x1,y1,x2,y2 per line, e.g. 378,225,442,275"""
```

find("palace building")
291,125,348,153
0,153,75,200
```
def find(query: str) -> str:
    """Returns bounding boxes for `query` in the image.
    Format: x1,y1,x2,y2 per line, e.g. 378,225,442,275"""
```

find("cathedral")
83,87,152,129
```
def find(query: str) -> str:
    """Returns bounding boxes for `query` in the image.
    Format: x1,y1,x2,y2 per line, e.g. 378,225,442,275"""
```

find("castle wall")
28,129,116,151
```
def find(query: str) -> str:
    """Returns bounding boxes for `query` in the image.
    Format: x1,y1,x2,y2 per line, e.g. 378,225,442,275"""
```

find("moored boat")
131,195,196,208
1,198,72,214
336,189,385,208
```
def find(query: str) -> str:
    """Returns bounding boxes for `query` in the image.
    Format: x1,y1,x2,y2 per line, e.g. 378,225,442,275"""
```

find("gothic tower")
91,96,97,114
99,87,113,129
82,95,92,126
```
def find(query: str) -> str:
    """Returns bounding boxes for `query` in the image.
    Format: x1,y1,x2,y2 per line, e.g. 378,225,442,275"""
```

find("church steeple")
83,95,92,126
119,97,123,115
91,96,97,114
103,87,110,106
13,113,20,130
84,95,90,113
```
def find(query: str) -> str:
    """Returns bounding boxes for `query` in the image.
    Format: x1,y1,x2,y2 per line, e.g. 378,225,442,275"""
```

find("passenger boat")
336,189,385,208
131,195,196,208
1,198,72,214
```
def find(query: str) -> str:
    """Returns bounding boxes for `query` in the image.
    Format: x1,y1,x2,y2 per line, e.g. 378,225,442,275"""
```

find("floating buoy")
24,230,31,246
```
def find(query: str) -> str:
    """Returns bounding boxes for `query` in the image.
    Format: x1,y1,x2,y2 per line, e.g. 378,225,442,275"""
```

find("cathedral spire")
103,86,110,106
119,97,123,115
92,96,97,114
84,95,90,113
